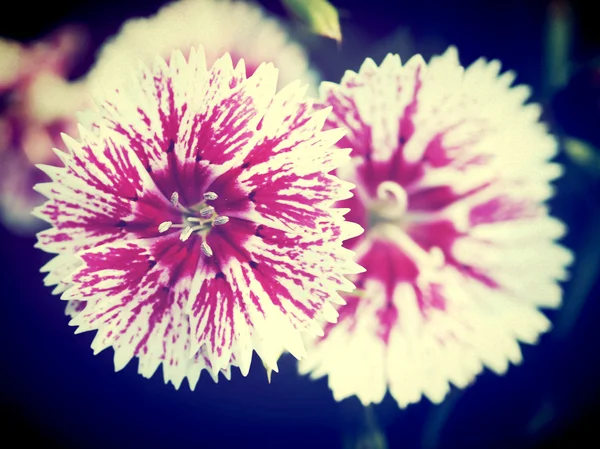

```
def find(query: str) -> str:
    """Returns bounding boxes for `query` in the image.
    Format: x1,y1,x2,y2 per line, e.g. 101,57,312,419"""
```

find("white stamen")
213,216,230,225
377,223,435,268
180,226,194,242
204,191,218,201
200,206,214,217
170,192,180,207
158,221,173,233
201,241,213,257
377,181,408,216
187,217,203,223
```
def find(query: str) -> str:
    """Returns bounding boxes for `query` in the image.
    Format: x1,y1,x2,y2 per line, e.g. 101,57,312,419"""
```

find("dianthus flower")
34,48,362,388
87,0,318,96
299,48,573,407
0,27,88,233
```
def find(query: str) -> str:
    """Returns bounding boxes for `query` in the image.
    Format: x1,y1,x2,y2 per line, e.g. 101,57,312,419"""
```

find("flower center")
369,180,409,228
157,191,229,257
367,180,445,270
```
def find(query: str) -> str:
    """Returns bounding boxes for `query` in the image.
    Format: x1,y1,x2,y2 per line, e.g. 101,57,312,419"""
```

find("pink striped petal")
65,236,215,387
185,218,359,373
36,49,362,386
300,47,573,407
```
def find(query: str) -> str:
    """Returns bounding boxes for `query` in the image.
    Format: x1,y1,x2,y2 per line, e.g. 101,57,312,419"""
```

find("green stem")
342,403,389,449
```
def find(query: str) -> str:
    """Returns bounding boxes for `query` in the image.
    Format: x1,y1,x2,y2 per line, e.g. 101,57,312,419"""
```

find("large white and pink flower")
87,0,318,96
0,27,89,233
298,47,573,407
34,47,362,388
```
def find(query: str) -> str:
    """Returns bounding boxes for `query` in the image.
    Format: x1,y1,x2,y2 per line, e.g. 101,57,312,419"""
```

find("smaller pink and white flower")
34,47,362,388
87,0,318,96
0,27,89,233
299,47,573,407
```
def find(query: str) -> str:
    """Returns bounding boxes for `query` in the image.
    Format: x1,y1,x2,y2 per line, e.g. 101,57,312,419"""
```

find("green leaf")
544,0,573,95
282,0,342,43
564,137,600,176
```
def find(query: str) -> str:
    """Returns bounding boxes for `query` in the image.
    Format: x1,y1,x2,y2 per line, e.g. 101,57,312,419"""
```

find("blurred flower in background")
300,47,573,408
0,26,90,234
281,0,342,44
86,0,319,96
34,48,362,388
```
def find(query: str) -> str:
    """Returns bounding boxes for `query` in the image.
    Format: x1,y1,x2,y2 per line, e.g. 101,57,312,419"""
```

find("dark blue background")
2,1,599,448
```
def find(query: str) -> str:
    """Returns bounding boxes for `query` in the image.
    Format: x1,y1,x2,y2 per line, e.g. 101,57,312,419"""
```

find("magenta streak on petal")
68,300,86,315
67,138,146,199
187,84,256,164
353,65,425,197
362,239,419,300
407,219,499,288
247,170,336,229
73,236,202,360
203,166,251,216
249,225,322,319
44,135,177,250
320,91,372,160
206,216,254,266
408,186,460,212
385,65,424,187
196,273,235,358
37,183,178,254
154,72,180,148
423,133,452,168
407,182,490,214
323,239,424,344
108,71,186,204
376,300,399,344
150,74,191,204
469,195,540,226
423,126,491,171
241,61,260,79
174,91,258,207
132,240,201,357
374,240,447,340
208,219,320,320
137,107,151,127
243,103,312,167
73,240,161,299
398,65,421,147
187,218,253,357
38,196,130,247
